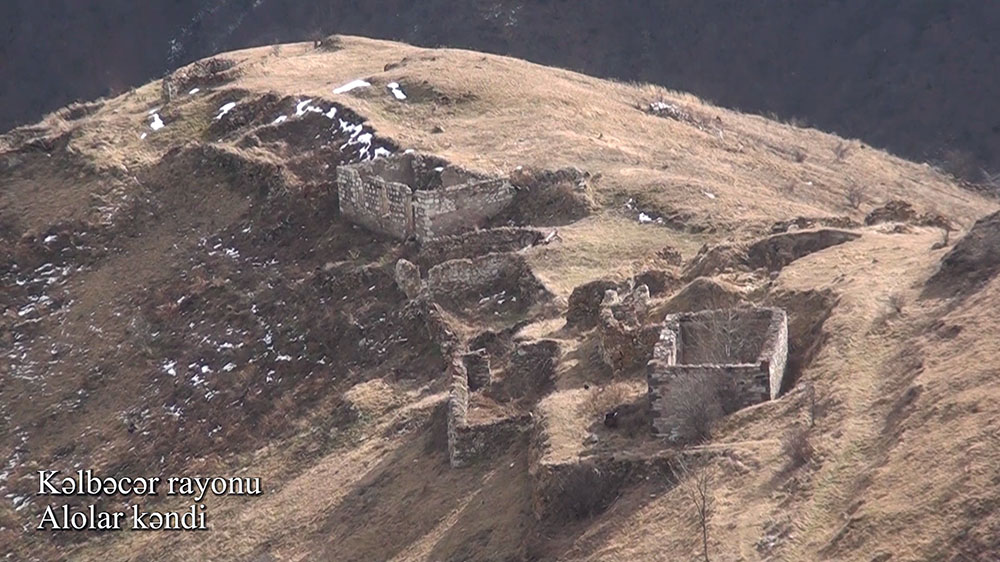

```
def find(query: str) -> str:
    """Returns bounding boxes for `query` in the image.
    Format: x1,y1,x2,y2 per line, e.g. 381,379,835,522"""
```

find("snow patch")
272,115,288,124
188,87,200,95
215,102,237,120
295,98,313,116
149,113,165,131
387,82,407,100
333,79,371,94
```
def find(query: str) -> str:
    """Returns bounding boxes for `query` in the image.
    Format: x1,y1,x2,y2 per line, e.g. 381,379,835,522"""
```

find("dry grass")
5,35,1000,562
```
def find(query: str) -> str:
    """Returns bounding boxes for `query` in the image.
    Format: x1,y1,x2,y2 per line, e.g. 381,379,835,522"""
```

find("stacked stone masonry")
646,307,788,438
461,349,492,391
446,358,531,468
337,153,515,241
597,284,662,375
425,252,528,298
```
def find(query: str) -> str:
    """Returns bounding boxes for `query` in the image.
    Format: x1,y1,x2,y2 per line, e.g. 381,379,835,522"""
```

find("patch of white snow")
386,82,407,100
333,79,371,94
215,102,237,120
295,99,314,116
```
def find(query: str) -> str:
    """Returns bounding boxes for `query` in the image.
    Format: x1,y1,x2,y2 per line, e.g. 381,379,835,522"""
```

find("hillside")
2,36,999,561
4,2,1000,179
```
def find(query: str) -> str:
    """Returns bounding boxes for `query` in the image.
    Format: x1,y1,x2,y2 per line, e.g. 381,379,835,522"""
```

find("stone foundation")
647,307,788,438
447,358,531,468
415,227,543,268
425,252,529,298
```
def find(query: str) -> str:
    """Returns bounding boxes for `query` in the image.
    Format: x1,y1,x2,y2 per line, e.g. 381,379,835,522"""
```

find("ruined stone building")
647,307,788,439
337,152,515,240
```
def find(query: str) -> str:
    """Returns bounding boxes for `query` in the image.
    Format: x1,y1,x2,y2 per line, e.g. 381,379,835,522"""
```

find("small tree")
679,460,714,562
833,141,851,162
845,184,865,210
663,371,740,443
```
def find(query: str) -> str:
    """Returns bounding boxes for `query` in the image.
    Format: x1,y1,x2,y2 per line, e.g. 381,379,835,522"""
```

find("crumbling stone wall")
566,279,621,329
394,258,422,299
337,153,514,240
396,252,549,312
412,179,515,239
425,252,530,298
647,307,788,438
597,284,662,375
494,340,561,404
447,358,531,468
461,349,492,391
338,167,414,239
415,227,543,269
162,57,239,99
530,453,677,521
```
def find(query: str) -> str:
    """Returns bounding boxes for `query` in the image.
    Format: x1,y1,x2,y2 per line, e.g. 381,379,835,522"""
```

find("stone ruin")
446,340,560,468
337,152,515,240
646,307,788,439
394,252,550,312
597,283,663,375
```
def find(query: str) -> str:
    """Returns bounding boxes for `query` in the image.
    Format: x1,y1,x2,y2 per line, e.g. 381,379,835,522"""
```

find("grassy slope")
2,36,998,561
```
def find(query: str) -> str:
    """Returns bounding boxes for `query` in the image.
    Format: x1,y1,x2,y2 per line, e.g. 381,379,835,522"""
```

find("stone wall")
566,279,621,329
394,258,422,299
597,285,661,375
412,178,515,239
415,227,543,269
425,252,528,298
647,364,771,437
530,454,677,521
646,307,788,438
337,167,414,239
336,153,515,241
461,349,492,391
447,358,531,468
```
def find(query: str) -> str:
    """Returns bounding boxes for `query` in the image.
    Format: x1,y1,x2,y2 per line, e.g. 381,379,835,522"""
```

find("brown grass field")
2,35,999,561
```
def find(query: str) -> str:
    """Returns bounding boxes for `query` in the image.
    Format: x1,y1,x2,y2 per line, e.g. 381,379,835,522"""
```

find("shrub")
781,426,813,469
578,384,630,421
663,372,740,443
833,141,851,162
845,184,865,210
887,292,905,315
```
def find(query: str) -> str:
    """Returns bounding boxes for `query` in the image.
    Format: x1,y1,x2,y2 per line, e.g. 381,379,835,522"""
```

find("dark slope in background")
3,1,1000,176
